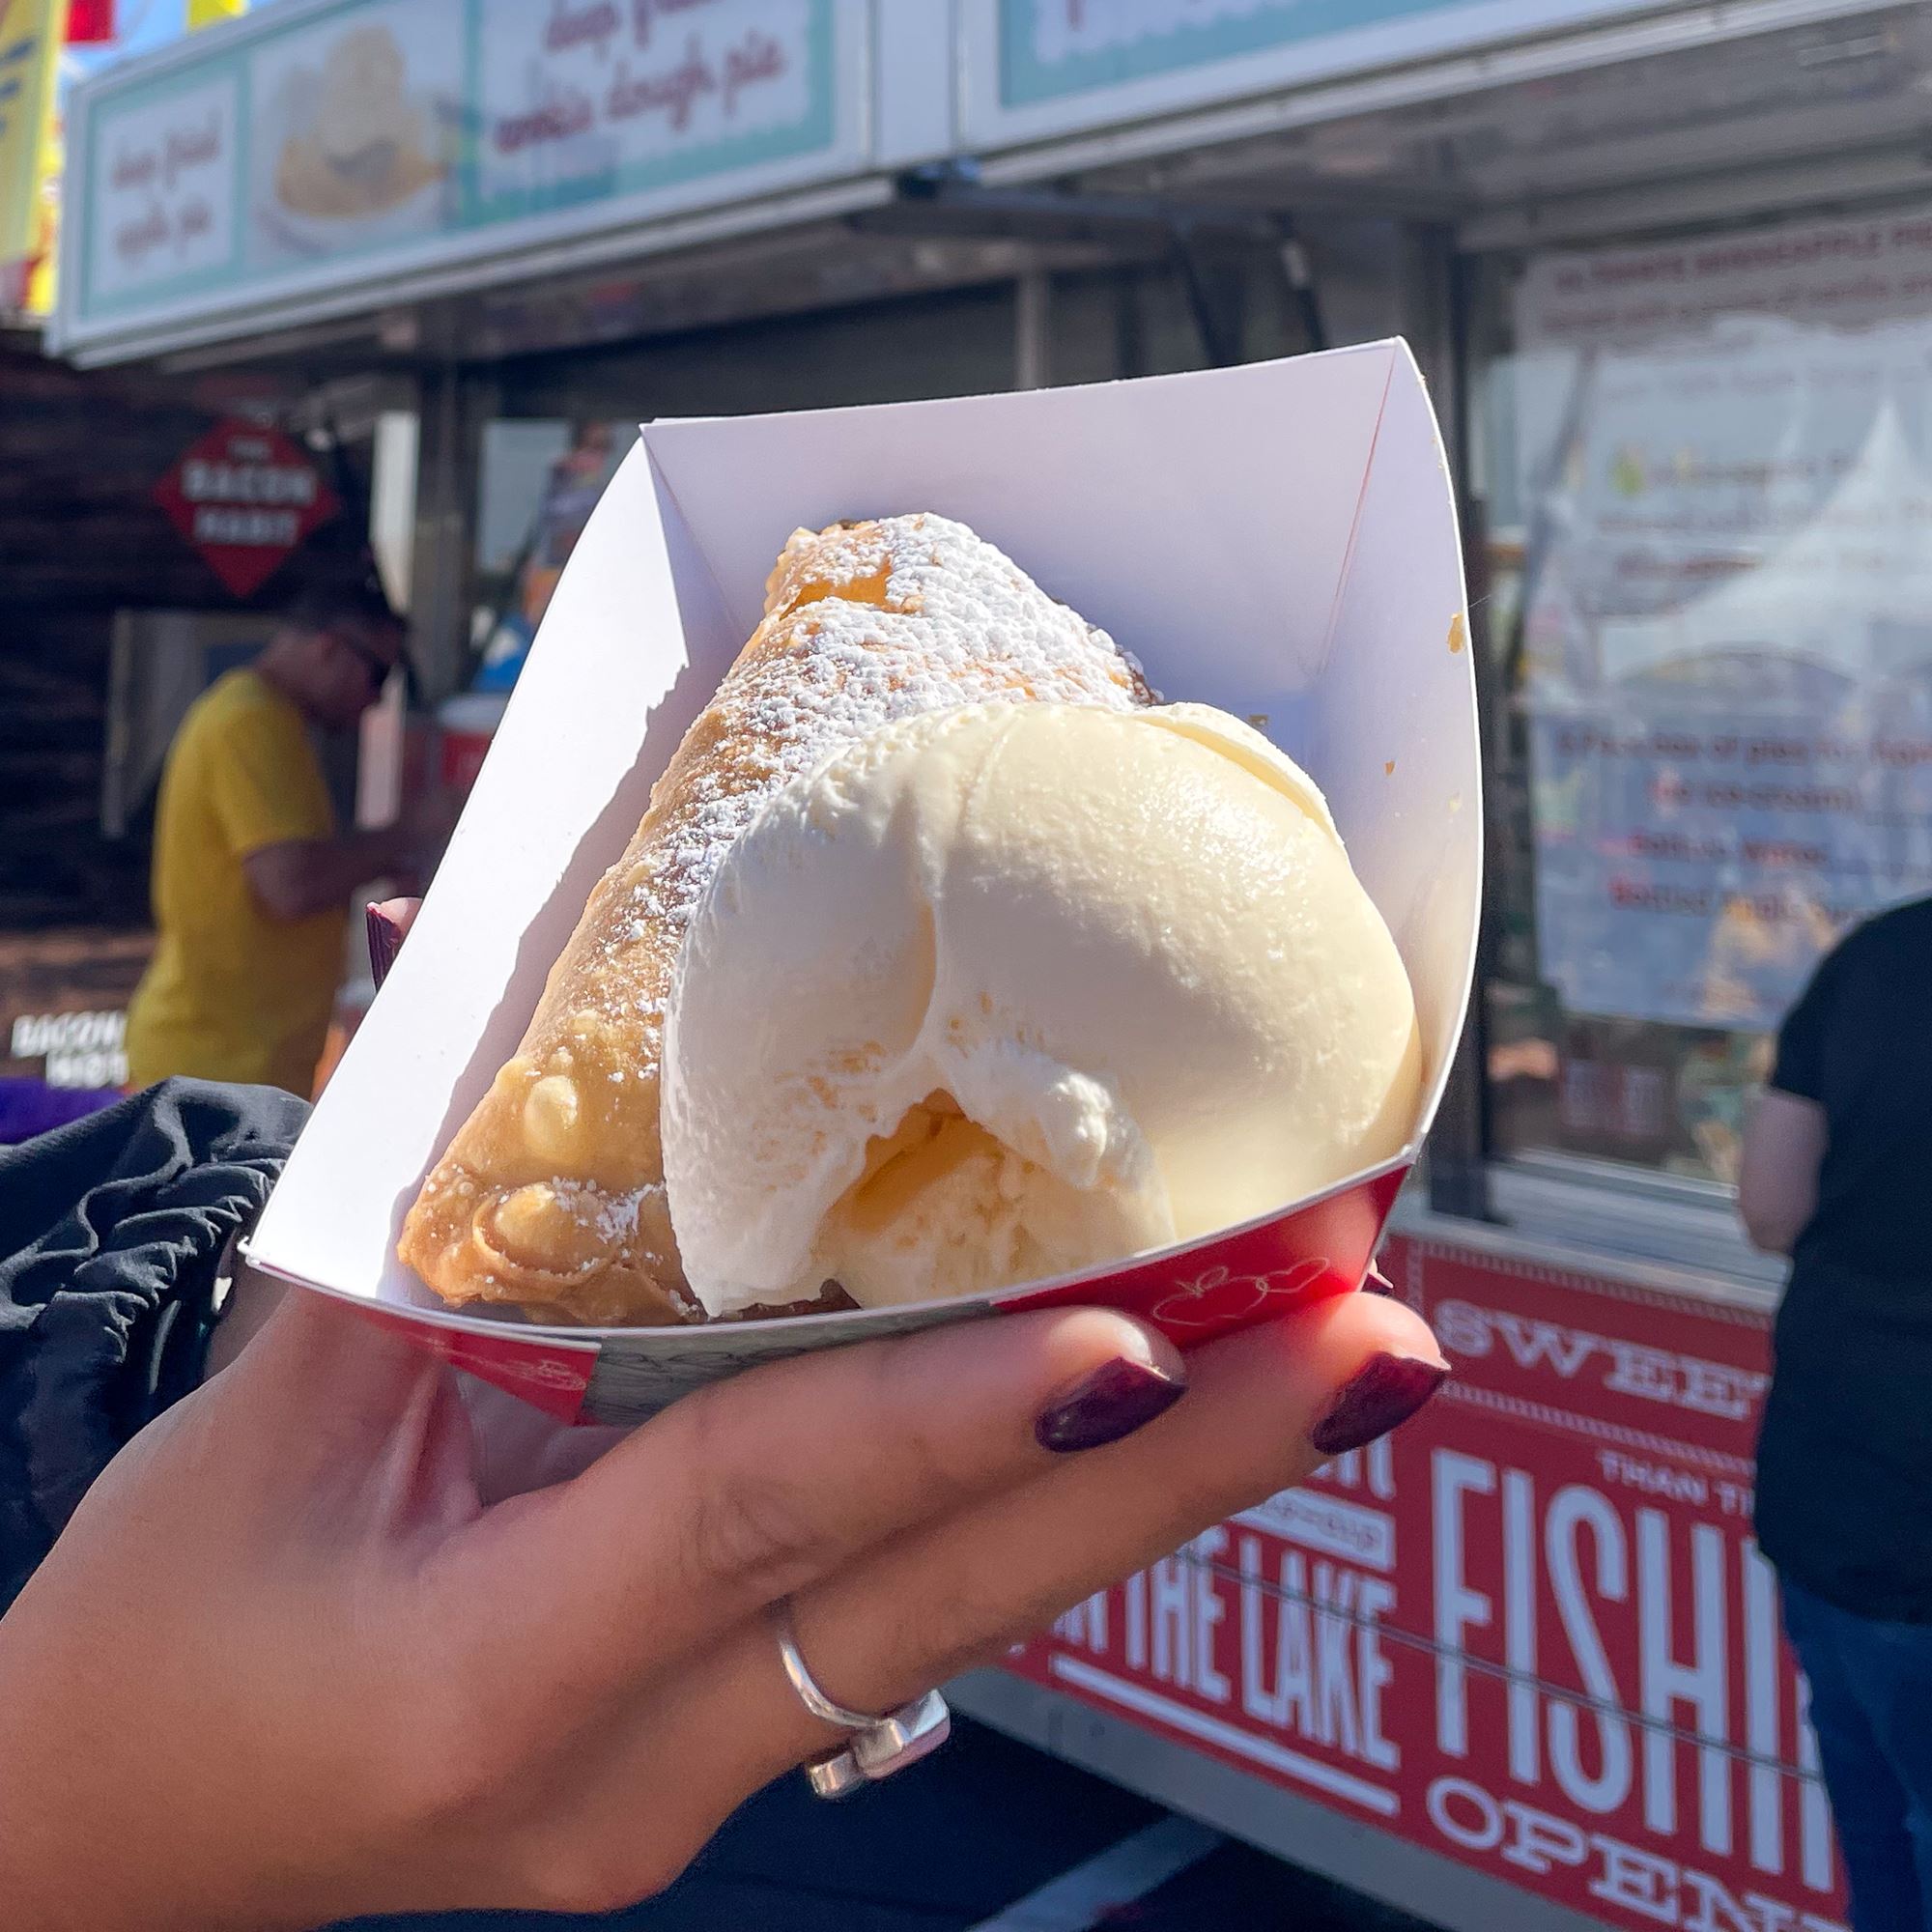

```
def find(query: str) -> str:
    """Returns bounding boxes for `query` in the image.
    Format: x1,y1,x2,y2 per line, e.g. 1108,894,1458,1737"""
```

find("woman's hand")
0,1274,1444,1928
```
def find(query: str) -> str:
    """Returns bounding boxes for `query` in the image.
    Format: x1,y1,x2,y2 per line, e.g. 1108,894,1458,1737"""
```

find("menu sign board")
84,68,239,307
473,0,829,225
965,0,1670,144
1009,1233,1848,1932
59,0,859,353
244,0,463,275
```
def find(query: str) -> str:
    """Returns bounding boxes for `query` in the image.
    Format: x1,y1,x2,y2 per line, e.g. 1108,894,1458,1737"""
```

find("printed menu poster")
1514,211,1932,1031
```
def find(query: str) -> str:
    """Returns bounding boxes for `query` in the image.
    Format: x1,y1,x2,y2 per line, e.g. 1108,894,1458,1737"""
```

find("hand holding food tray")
243,343,1480,1424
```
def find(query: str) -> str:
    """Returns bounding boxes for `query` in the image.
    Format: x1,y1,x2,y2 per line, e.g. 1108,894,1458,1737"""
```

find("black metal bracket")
850,160,1327,366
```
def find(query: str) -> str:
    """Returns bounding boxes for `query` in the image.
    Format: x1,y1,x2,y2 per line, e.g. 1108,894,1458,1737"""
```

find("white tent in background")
1594,330,1932,687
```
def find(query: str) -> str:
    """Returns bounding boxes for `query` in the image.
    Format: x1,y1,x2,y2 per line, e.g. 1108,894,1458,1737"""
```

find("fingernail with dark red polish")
366,902,404,989
1310,1353,1448,1457
1036,1358,1185,1454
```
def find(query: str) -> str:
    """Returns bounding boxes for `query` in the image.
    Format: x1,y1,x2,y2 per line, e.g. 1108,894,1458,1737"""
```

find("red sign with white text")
153,418,338,598
1009,1235,1848,1932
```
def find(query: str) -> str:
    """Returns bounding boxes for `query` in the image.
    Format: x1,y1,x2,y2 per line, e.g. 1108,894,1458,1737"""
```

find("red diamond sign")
153,418,341,599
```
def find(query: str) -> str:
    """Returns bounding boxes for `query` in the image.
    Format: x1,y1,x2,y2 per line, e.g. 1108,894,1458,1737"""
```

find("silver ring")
773,1602,952,1799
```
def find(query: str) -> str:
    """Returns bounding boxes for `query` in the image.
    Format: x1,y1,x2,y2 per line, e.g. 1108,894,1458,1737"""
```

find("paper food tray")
245,340,1480,1424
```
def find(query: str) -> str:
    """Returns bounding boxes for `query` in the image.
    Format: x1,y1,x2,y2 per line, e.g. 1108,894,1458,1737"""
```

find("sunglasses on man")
330,624,397,692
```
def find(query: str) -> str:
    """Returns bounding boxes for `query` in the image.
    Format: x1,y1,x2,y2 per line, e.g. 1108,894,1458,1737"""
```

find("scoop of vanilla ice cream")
662,702,1421,1318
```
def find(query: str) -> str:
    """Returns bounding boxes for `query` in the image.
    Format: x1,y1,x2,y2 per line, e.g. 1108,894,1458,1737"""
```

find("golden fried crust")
398,514,1152,1325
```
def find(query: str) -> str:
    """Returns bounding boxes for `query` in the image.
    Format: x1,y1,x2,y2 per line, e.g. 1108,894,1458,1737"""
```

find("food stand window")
1463,211,1932,1194
469,421,637,693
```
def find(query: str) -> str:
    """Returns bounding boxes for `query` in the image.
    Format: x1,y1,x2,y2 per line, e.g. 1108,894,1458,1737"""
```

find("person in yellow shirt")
127,587,440,1096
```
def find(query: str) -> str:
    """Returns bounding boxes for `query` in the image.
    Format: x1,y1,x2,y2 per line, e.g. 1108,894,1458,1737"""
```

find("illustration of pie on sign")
275,25,441,221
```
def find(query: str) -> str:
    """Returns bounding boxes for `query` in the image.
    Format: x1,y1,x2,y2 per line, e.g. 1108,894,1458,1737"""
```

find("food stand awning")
47,0,1851,369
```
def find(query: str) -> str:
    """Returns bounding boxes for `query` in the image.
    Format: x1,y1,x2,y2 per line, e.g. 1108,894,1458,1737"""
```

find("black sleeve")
1771,942,1844,1103
0,1078,308,1608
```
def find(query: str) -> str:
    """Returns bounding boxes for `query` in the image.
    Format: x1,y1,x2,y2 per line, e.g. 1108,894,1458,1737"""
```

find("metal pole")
1276,222,1326,353
408,362,493,705
1014,268,1051,390
1420,226,1497,1224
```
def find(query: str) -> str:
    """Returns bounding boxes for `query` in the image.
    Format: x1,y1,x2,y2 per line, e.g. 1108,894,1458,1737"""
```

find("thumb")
366,897,422,988
235,1290,452,1471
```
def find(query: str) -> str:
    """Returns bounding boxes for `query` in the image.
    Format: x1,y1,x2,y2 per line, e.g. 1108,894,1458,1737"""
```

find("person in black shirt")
1741,894,1932,1932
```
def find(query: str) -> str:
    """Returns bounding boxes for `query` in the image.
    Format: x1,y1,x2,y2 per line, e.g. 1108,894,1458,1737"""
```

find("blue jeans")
1782,1577,1932,1932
